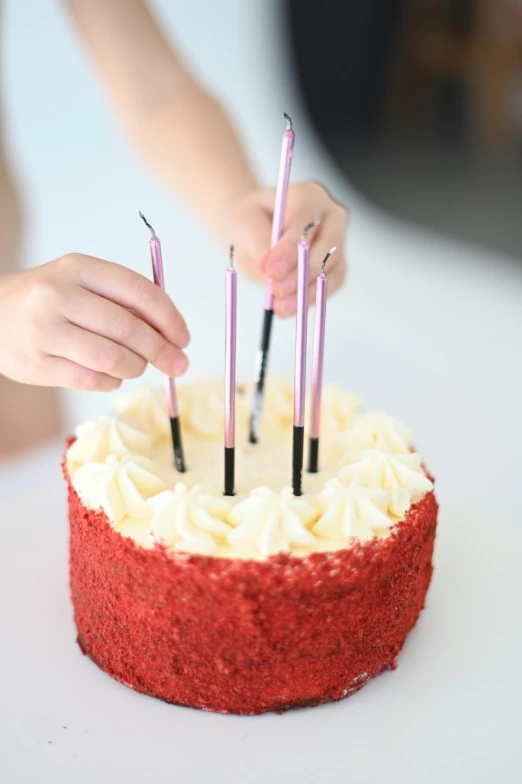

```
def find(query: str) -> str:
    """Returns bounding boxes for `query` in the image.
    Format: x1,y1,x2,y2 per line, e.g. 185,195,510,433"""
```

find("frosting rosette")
72,454,166,526
149,483,232,554
340,411,412,457
338,450,433,518
114,386,170,440
227,486,317,555
67,415,153,469
313,478,392,541
310,384,360,437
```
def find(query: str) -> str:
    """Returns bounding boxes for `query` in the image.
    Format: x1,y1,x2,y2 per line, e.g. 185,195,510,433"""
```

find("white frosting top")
176,375,296,441
177,378,247,439
66,378,434,559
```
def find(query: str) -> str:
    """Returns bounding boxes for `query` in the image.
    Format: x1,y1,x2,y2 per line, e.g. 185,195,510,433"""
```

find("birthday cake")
63,377,437,715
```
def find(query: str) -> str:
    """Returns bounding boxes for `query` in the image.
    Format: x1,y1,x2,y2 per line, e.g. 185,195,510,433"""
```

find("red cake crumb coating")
64,458,437,715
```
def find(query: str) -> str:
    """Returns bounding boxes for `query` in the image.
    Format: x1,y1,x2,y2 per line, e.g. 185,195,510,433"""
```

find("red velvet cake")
64,379,437,715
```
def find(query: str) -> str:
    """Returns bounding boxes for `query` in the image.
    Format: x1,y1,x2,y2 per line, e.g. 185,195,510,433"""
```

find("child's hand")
0,254,190,391
227,182,348,317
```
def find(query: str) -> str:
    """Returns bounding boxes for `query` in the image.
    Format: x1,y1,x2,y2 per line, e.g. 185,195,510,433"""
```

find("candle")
224,245,237,496
139,212,186,473
249,113,295,444
292,220,319,496
308,247,336,473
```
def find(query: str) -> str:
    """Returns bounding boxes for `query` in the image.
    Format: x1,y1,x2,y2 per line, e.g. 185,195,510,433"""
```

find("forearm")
122,84,259,241
64,0,258,241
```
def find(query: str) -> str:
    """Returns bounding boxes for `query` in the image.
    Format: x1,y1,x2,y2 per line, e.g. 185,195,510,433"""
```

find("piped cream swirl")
67,416,153,468
73,454,166,526
228,486,317,556
340,411,412,456
149,483,232,554
313,479,392,541
338,450,433,518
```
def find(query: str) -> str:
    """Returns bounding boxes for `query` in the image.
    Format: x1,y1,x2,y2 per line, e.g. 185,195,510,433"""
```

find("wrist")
213,184,259,247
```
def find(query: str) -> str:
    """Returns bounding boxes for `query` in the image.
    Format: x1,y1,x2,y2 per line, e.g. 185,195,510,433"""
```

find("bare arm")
63,0,348,317
64,0,258,241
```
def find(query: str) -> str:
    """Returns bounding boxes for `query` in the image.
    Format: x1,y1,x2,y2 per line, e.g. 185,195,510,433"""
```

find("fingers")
270,206,348,310
41,356,122,392
262,184,348,310
310,206,347,275
262,182,330,281
64,254,190,349
273,256,346,318
62,287,188,377
47,322,149,381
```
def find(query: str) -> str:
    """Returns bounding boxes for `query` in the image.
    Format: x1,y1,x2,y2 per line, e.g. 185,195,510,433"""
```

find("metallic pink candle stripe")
294,239,309,427
164,377,177,419
310,273,328,439
149,236,179,419
264,116,295,310
225,262,237,448
150,237,165,289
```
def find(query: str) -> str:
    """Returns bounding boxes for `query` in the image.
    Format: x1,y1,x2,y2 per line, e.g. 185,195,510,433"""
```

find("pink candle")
224,245,237,496
292,220,319,495
139,212,185,472
308,247,336,473
150,238,180,421
265,113,295,309
294,239,310,428
249,114,295,444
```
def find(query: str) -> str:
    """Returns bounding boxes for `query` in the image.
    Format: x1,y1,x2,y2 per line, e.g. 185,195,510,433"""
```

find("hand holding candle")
224,245,237,496
308,247,336,474
139,212,186,473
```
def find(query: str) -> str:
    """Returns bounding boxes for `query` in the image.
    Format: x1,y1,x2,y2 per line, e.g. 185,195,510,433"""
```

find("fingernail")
172,353,188,376
180,328,191,349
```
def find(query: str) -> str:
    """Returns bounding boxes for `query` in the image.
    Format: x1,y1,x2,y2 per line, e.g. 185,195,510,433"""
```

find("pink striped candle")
139,212,186,472
308,247,336,473
249,114,295,444
224,245,237,496
292,220,319,495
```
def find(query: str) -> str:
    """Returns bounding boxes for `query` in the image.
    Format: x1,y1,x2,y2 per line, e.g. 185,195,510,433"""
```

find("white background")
1,1,522,782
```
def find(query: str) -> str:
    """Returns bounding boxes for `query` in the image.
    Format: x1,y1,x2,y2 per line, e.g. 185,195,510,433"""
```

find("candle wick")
301,219,320,243
229,244,235,268
283,112,293,131
321,246,336,275
139,211,156,238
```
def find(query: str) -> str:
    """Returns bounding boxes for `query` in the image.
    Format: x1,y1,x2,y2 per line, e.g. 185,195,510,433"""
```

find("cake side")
66,461,438,715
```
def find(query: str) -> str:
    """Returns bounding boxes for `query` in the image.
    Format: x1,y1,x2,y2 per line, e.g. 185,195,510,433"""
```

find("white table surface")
2,1,522,782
